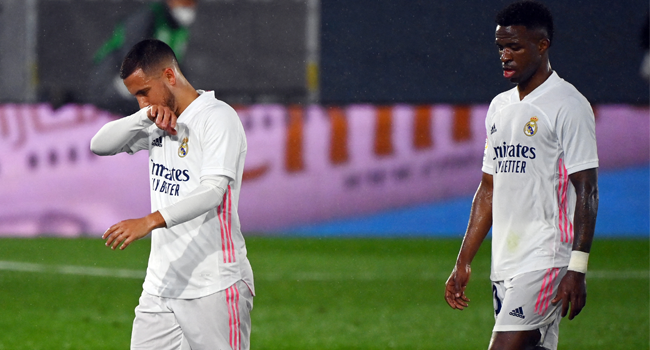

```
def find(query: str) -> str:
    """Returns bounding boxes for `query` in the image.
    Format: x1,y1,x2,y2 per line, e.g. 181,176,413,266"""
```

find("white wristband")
567,251,589,274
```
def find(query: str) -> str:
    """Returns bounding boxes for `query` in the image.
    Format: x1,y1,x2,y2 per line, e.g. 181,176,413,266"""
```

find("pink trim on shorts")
535,268,560,315
226,284,241,350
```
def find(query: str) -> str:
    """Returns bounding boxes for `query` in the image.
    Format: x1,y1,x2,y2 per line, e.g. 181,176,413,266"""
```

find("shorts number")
492,284,502,316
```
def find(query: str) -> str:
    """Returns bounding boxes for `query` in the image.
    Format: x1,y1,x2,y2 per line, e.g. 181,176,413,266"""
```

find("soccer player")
443,1,599,349
90,39,254,350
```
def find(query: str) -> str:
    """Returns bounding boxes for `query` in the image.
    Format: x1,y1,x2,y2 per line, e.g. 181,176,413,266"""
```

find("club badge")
178,137,189,158
524,117,538,136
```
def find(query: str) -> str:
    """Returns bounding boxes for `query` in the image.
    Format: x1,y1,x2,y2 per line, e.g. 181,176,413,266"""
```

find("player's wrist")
146,211,168,230
455,254,473,268
567,250,589,274
454,260,471,273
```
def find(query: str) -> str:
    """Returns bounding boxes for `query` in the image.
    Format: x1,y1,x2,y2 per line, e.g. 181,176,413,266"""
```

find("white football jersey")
482,72,598,281
128,90,253,299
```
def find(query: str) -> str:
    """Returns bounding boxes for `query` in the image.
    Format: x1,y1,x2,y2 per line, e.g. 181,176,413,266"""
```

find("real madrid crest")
178,137,189,158
523,117,538,136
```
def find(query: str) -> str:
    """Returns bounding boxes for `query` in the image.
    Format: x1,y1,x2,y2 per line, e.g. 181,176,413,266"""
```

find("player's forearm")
456,205,492,267
90,106,152,155
570,168,599,253
158,175,230,228
456,175,493,266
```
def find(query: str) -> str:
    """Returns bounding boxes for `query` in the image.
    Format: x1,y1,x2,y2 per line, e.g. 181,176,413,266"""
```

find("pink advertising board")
0,103,647,236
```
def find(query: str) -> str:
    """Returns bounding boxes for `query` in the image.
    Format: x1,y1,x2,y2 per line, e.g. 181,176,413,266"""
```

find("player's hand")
551,270,587,320
148,105,177,135
102,217,152,250
103,212,166,250
445,264,471,310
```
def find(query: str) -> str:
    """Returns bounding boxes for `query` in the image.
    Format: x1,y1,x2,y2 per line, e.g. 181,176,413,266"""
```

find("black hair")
496,1,554,45
120,39,178,79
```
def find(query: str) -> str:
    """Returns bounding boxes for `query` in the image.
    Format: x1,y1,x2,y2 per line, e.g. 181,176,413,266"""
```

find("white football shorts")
491,267,568,350
130,280,253,350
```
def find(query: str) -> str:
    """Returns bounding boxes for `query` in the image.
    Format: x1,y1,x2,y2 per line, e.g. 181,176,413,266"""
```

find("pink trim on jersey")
557,160,574,243
557,160,566,242
218,186,236,263
218,191,227,263
535,268,560,315
226,284,241,350
227,185,235,262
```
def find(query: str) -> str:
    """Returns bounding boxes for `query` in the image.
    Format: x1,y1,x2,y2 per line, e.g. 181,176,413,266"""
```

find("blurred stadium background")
0,0,647,349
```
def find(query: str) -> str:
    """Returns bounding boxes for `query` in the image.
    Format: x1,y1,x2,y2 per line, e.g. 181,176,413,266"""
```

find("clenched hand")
148,105,178,135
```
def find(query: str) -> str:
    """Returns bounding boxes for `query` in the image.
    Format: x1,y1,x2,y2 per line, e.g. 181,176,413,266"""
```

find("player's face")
495,25,544,84
123,68,178,114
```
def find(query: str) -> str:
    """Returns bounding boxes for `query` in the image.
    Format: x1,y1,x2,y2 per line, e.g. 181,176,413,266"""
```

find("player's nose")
137,97,150,109
500,49,512,62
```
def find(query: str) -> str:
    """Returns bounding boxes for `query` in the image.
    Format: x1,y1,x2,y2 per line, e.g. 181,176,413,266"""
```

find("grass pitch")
0,237,647,349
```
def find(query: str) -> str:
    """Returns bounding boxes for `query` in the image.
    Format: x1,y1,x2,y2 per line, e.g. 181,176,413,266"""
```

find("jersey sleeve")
158,174,229,228
556,96,599,174
126,130,151,154
90,107,152,155
481,102,496,175
199,105,244,179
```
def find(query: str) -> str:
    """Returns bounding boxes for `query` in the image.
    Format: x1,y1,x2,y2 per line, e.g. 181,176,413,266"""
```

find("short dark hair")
120,39,178,79
496,1,554,45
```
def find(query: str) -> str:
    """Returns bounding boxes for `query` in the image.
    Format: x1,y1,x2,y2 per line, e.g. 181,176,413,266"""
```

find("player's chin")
505,74,521,84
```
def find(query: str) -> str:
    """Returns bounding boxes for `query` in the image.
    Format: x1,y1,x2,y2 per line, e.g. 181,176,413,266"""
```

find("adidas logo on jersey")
490,124,497,135
152,136,163,147
509,307,525,319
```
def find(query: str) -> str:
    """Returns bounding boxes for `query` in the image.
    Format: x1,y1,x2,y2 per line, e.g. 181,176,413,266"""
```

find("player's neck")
517,62,553,100
175,85,200,117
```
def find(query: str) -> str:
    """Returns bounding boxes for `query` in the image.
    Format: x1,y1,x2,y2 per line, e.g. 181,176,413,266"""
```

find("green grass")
0,237,647,349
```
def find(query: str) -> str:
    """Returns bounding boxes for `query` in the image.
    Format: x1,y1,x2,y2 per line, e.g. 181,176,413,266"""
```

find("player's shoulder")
194,91,238,119
194,93,243,133
491,87,516,104
487,87,517,116
544,74,591,108
519,74,593,123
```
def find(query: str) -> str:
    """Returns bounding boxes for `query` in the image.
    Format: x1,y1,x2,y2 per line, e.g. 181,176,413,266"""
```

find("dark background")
33,0,650,105
36,0,308,105
319,0,650,104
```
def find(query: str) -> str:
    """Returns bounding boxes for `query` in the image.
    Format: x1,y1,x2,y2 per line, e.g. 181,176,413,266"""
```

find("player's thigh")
489,329,542,350
131,291,184,350
173,280,254,350
491,268,567,350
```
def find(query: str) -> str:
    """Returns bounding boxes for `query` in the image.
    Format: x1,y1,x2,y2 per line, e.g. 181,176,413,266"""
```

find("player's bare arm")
445,172,494,310
552,168,598,320
148,105,178,135
102,211,167,250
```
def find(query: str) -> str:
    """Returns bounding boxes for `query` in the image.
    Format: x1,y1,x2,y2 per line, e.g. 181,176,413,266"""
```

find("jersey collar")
510,71,561,103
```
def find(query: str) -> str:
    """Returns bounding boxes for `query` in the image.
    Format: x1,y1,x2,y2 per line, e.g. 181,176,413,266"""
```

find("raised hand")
148,105,177,135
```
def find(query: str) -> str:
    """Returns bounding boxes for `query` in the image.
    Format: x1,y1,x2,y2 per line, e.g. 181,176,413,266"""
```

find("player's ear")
538,37,550,55
163,67,176,85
